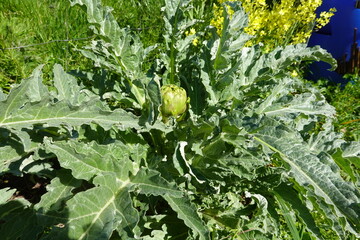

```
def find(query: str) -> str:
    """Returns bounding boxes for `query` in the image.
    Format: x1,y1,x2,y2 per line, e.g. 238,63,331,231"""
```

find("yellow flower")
315,8,336,30
291,70,299,77
211,0,335,52
185,28,196,36
192,38,199,46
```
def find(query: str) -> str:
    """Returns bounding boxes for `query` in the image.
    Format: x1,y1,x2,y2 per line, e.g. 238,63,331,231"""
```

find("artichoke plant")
160,84,188,121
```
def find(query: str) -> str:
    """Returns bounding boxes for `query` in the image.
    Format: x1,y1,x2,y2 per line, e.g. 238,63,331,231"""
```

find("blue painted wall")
307,0,360,82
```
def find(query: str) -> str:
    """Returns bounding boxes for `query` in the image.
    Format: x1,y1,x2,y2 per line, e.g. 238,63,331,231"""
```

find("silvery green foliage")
0,0,359,239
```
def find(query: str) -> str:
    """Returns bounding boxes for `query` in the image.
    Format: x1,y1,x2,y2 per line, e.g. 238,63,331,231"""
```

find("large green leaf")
332,142,360,185
245,117,360,237
0,188,16,205
69,0,154,107
341,141,360,167
307,121,345,154
266,44,337,72
35,169,83,213
53,64,87,106
69,0,150,78
0,196,43,240
131,168,183,198
255,77,335,118
0,142,36,173
199,2,252,105
211,2,251,73
35,155,183,240
39,172,139,240
39,138,186,239
43,139,137,181
163,195,210,240
0,65,140,132
273,184,323,239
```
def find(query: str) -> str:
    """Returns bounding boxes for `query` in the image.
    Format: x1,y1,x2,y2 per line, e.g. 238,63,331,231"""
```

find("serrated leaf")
0,65,47,119
79,42,122,73
43,139,139,181
219,156,266,181
332,148,360,184
0,144,25,173
69,0,151,106
266,44,337,72
40,172,139,240
69,0,151,76
0,199,43,240
200,2,253,104
273,184,322,239
0,89,6,101
0,66,141,133
35,169,82,212
53,64,84,106
255,78,336,119
212,2,250,72
341,141,360,168
0,97,140,132
39,168,183,240
0,139,40,173
250,117,360,236
8,129,32,152
19,155,52,176
0,188,16,204
163,195,210,240
131,168,183,198
307,121,345,154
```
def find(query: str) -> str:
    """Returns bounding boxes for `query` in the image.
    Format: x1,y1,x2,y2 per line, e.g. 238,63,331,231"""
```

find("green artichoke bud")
160,84,188,119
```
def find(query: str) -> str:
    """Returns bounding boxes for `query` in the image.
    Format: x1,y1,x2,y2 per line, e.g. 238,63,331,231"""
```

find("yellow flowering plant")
185,27,200,46
211,0,335,52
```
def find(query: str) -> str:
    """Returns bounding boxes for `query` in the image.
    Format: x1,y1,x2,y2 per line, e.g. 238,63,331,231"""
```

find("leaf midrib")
0,116,136,128
253,135,344,213
78,179,131,240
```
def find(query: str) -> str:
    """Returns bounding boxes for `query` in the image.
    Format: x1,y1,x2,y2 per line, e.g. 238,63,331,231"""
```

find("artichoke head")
160,84,188,120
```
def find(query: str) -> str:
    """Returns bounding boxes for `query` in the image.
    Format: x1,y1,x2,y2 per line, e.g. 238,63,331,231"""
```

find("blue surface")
307,0,360,82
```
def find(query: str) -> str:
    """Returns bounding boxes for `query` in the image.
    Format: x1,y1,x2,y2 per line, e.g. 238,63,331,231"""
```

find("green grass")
0,0,164,91
0,0,89,89
0,0,91,90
